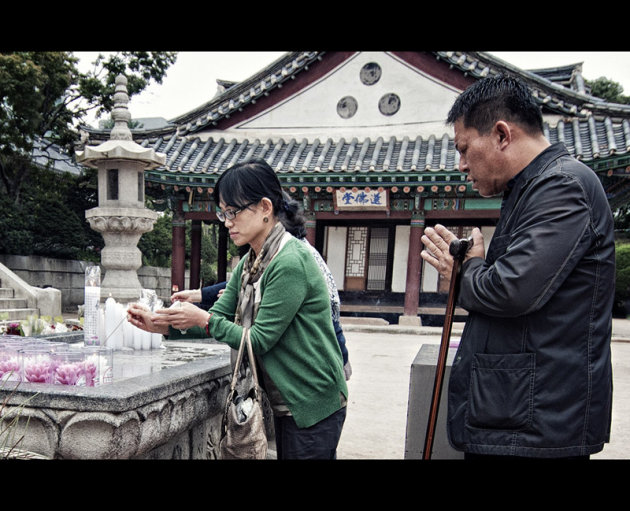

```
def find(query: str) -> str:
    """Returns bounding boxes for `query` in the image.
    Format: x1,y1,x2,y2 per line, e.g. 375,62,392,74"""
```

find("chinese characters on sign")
334,188,388,211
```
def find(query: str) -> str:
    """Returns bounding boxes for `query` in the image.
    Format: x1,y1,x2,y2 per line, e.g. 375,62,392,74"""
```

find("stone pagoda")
76,74,165,302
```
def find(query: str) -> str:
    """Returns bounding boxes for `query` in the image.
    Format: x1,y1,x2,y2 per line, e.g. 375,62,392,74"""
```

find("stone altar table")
0,339,233,459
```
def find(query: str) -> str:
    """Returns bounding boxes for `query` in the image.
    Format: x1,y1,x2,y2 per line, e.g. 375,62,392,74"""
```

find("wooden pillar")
305,212,316,246
171,206,186,293
217,223,228,283
189,220,201,289
402,211,425,324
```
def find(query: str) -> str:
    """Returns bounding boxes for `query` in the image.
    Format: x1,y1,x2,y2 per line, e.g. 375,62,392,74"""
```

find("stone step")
0,298,28,309
0,308,39,321
340,316,390,326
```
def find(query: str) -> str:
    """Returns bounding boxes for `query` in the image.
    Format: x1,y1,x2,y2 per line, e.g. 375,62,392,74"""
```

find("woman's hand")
152,301,210,331
127,303,170,335
170,288,202,303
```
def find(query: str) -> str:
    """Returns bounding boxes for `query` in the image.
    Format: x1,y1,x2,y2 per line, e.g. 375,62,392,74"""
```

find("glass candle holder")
0,345,21,383
82,346,114,386
19,348,54,384
46,342,73,352
53,350,87,386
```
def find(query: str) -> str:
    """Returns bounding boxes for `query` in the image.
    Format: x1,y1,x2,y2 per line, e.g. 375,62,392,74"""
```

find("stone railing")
0,261,61,318
0,339,234,459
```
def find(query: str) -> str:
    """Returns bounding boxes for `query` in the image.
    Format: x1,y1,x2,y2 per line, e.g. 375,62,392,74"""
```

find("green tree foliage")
0,51,177,203
78,52,177,119
0,164,102,259
0,194,34,255
31,196,88,258
586,76,630,104
138,212,173,268
200,223,220,285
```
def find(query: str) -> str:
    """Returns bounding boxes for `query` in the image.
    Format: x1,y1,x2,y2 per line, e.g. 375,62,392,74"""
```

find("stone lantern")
76,75,166,302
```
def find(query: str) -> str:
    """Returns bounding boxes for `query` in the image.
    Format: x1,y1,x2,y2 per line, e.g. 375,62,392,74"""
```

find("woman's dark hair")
214,158,306,238
446,74,544,136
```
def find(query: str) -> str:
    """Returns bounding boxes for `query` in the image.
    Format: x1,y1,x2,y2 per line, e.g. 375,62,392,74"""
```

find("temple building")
81,51,630,325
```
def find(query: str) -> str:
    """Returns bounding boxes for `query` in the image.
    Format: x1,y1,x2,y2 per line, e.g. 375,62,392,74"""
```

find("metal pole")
422,237,471,460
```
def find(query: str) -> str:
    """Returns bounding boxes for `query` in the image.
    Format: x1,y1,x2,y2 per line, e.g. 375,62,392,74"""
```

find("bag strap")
228,328,261,395
244,330,260,392
229,328,248,391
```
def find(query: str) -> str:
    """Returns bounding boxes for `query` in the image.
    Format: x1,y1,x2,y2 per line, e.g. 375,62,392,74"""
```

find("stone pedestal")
398,314,421,326
404,343,464,459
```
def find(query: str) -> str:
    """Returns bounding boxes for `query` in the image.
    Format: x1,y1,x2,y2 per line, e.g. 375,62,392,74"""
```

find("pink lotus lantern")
0,346,21,382
20,348,54,384
53,350,86,386
82,346,113,386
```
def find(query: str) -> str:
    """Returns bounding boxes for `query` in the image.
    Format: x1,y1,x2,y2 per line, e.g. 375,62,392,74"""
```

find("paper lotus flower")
0,357,20,381
55,362,85,386
23,360,52,383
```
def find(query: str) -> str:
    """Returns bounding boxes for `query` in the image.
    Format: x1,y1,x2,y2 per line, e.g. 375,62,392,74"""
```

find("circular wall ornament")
378,93,401,116
337,96,358,119
360,62,382,85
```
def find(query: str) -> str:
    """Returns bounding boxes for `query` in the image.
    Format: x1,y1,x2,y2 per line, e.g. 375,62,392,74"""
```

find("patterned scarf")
232,221,290,413
234,221,287,328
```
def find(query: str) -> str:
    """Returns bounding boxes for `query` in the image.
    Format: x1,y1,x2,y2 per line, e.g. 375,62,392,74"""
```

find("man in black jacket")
421,75,615,459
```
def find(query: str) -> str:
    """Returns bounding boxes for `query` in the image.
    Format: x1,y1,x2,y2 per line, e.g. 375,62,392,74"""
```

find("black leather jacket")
448,143,615,457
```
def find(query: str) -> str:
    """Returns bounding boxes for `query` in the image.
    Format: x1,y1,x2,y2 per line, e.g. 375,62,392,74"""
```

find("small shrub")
615,242,630,316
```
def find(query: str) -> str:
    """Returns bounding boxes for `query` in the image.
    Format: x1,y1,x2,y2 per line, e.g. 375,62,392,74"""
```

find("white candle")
132,325,143,350
98,308,106,347
141,329,151,350
151,333,162,350
104,297,115,348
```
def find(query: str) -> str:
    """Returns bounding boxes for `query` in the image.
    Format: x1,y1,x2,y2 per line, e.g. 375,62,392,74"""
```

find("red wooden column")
189,220,201,289
171,205,186,293
305,212,316,246
402,211,425,323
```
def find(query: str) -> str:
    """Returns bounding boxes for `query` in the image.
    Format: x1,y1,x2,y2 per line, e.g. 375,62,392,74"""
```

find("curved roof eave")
456,51,630,117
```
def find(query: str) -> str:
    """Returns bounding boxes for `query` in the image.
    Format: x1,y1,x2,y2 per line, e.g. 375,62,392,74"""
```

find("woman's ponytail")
278,191,306,239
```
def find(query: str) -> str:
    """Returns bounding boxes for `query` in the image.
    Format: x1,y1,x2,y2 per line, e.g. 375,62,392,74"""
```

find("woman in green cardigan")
128,158,348,459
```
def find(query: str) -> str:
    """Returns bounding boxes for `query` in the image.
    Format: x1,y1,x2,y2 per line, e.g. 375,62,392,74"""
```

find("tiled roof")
525,63,586,92
81,51,630,140
33,137,82,175
436,52,630,118
139,115,630,179
109,51,629,138
81,51,630,205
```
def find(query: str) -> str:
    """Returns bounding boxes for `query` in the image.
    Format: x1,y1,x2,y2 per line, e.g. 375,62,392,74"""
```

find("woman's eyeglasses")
216,202,254,222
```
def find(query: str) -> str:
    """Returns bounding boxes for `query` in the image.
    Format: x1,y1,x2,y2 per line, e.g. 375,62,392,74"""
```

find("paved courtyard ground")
336,322,630,460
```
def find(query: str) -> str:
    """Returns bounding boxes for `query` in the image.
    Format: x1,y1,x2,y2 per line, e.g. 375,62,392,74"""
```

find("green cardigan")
169,236,348,429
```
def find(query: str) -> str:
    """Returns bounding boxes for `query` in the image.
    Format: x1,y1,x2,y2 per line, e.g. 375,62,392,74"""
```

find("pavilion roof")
80,51,630,207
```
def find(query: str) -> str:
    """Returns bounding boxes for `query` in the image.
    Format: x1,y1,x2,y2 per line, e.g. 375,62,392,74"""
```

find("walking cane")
422,236,472,460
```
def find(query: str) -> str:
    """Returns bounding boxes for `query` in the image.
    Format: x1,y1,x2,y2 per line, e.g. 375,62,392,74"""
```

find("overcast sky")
75,51,630,127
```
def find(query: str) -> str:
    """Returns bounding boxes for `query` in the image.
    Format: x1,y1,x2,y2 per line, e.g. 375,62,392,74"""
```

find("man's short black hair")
447,74,544,136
